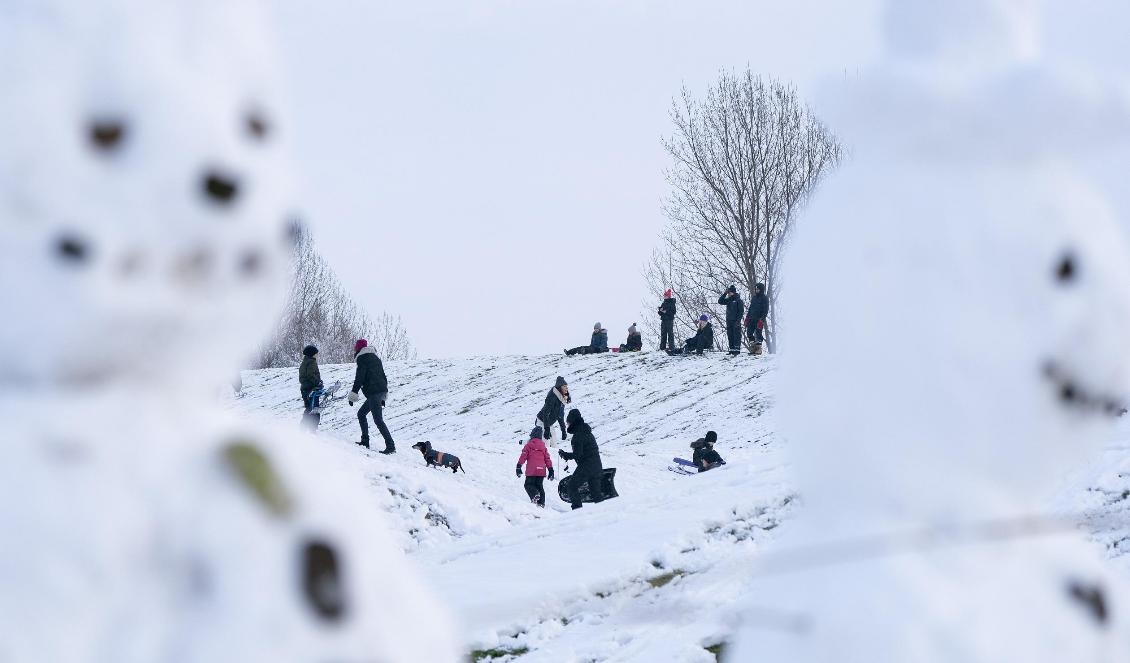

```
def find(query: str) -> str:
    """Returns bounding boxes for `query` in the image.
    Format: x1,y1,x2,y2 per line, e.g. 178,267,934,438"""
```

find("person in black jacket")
746,282,770,349
565,323,609,356
718,285,745,356
657,288,676,351
346,338,395,453
558,409,604,510
618,323,642,352
298,344,323,413
536,376,570,446
668,315,714,355
690,431,725,472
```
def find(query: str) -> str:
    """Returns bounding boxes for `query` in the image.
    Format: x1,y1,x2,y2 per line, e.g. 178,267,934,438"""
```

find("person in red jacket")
516,426,555,507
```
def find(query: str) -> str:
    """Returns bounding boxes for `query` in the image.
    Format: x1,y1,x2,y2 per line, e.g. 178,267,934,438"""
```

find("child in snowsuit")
347,339,396,453
536,376,570,446
657,288,676,351
559,409,603,510
618,323,643,352
299,344,323,413
565,323,609,356
516,426,555,507
691,431,725,472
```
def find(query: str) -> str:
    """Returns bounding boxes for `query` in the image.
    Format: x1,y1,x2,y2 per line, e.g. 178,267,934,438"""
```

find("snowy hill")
228,352,1130,661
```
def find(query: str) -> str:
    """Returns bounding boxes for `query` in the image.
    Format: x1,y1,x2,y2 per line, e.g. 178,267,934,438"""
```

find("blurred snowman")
732,0,1130,661
0,1,458,661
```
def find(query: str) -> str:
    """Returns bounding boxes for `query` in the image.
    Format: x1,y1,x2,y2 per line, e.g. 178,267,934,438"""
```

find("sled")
667,457,697,475
558,468,619,503
300,380,343,432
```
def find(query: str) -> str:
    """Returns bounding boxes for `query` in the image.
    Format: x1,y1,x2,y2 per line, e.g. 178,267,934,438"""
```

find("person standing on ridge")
516,426,554,507
657,288,676,351
718,285,745,356
346,338,396,454
536,376,570,447
746,282,770,354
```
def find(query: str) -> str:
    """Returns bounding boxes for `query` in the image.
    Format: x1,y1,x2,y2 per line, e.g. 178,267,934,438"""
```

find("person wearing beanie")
746,282,770,352
657,288,677,351
536,376,571,446
516,426,554,507
717,284,745,356
564,322,609,356
298,344,323,414
558,409,604,509
346,338,395,453
618,323,643,353
690,431,726,472
667,314,715,356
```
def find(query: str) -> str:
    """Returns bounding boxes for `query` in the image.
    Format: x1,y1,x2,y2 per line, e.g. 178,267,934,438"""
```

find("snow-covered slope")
229,352,1130,661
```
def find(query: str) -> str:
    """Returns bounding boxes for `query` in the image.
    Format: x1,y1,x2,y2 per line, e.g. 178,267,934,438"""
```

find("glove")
548,467,555,480
515,465,522,478
560,433,567,442
558,449,572,460
757,319,764,329
347,391,360,405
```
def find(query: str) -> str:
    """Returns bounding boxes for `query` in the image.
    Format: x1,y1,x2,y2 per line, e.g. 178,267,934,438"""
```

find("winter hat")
555,376,567,389
628,323,637,334
302,344,318,357
593,322,602,331
705,431,718,444
353,338,368,354
566,408,584,426
699,314,709,322
727,284,737,293
664,288,673,298
530,425,544,440
754,282,765,294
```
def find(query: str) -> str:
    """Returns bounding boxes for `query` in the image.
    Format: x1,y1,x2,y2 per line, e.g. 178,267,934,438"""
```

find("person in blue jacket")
564,323,609,356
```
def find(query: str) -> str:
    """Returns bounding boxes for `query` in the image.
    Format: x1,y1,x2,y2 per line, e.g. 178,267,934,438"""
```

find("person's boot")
379,443,395,455
357,435,370,449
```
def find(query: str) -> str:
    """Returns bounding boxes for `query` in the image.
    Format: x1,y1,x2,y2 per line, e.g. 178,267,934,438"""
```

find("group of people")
564,323,643,356
658,285,770,356
297,340,728,511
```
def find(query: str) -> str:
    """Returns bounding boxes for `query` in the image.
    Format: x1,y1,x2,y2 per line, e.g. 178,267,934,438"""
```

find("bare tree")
643,70,841,352
255,228,416,368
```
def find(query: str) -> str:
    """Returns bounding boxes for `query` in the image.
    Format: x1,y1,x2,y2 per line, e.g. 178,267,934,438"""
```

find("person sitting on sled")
668,315,714,355
691,431,725,472
565,322,609,356
618,323,642,352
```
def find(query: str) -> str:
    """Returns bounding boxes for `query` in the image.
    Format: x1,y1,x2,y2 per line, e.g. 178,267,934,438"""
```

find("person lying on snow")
565,323,609,356
691,431,725,472
516,426,555,507
617,323,642,352
667,315,714,355
558,409,604,510
298,344,323,413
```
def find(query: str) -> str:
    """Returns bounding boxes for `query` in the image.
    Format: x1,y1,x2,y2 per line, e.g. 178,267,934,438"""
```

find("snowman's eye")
238,248,263,278
201,170,240,206
55,234,90,264
1055,252,1076,283
245,111,270,141
300,539,348,622
88,118,127,153
1066,580,1108,627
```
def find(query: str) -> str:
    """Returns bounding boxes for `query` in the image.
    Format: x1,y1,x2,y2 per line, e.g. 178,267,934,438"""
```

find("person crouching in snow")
618,323,642,352
691,431,725,472
536,376,570,447
565,323,609,356
559,409,603,510
346,339,396,454
516,426,554,507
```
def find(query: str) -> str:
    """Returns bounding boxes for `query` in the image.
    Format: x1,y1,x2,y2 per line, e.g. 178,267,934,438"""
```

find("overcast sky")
272,0,882,358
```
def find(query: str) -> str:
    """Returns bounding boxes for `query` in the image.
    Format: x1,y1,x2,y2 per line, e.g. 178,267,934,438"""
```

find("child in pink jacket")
516,426,555,507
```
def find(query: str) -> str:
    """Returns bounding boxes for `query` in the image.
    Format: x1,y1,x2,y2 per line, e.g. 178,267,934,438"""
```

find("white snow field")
229,352,1130,661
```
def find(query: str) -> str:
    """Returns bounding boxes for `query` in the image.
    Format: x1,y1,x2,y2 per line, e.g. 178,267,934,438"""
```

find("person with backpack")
668,315,714,355
657,288,676,351
299,344,323,413
536,376,570,447
718,285,745,356
565,323,609,356
346,338,396,454
690,431,726,472
516,426,555,507
746,282,770,353
558,409,603,510
618,323,642,352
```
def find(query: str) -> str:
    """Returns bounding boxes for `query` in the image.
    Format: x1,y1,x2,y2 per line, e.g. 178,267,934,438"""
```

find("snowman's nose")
201,170,240,206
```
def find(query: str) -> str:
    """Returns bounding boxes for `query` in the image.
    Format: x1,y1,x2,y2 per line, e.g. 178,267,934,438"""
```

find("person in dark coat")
718,285,745,356
746,282,770,348
299,344,323,413
536,376,570,446
618,323,642,352
657,288,676,351
565,323,609,356
668,315,714,355
690,431,725,472
558,409,603,510
346,338,395,453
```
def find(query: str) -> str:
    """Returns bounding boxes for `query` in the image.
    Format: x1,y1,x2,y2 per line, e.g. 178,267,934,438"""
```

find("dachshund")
411,441,465,474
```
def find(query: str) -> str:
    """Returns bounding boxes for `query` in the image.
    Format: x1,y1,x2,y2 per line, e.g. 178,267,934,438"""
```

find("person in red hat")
346,338,395,453
657,288,676,351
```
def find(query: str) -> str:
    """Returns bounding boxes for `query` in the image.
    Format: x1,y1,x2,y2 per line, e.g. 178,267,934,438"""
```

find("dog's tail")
459,461,466,474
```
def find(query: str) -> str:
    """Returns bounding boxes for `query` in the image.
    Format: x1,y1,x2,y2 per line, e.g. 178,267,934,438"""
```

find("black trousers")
565,346,595,356
726,321,742,354
569,467,605,508
358,397,394,448
659,319,674,350
748,320,764,344
301,389,313,413
524,476,546,506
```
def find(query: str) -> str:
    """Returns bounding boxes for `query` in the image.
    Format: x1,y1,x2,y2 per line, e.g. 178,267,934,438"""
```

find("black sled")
558,468,619,503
